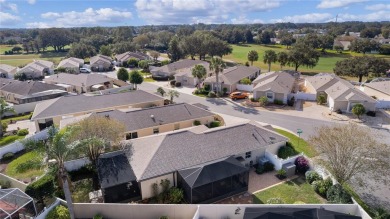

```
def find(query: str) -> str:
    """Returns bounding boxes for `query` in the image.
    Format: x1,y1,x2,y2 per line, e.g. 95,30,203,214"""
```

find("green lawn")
0,51,66,67
72,178,93,203
274,128,317,158
0,135,25,146
253,176,325,204
2,113,33,124
5,151,44,180
224,44,390,80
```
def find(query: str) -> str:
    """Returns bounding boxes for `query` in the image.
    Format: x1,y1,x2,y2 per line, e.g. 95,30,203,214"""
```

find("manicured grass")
2,113,33,124
274,128,317,158
5,151,44,179
253,176,325,204
0,52,66,67
0,135,25,146
72,178,93,203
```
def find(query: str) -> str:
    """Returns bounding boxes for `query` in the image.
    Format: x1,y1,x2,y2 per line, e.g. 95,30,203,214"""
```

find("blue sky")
1,0,389,28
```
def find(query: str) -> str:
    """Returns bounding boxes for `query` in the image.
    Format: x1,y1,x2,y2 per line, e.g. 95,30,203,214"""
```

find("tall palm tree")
167,90,180,103
0,97,16,137
263,50,278,72
247,50,259,66
209,57,226,94
191,64,207,86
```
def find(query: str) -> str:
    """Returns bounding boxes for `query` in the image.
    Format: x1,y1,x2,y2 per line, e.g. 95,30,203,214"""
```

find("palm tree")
167,90,180,103
191,64,207,85
263,50,278,72
209,57,226,94
247,50,259,66
0,97,16,137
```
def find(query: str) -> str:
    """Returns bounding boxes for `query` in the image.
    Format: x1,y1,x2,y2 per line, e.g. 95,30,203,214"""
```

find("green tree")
277,51,289,70
168,36,183,62
117,68,129,82
149,51,160,61
263,50,277,72
110,41,136,54
112,26,133,43
129,70,143,89
11,46,22,53
157,87,166,97
99,45,112,56
247,50,259,66
132,34,150,48
138,60,149,71
318,34,335,53
287,42,320,71
191,64,207,83
352,104,365,119
167,90,180,103
67,42,96,59
127,58,139,67
350,38,380,54
209,57,226,94
0,98,16,137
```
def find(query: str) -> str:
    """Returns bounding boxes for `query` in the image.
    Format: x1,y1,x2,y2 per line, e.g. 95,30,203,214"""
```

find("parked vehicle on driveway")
229,92,249,100
80,68,91,73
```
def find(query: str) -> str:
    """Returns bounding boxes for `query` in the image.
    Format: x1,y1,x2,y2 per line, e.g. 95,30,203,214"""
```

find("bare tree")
309,124,390,186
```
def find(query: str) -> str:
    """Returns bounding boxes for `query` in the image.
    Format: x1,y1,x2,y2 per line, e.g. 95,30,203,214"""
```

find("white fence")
236,84,253,92
0,128,49,159
376,100,390,109
35,198,66,219
264,151,305,170
64,157,90,172
288,92,316,101
0,173,28,191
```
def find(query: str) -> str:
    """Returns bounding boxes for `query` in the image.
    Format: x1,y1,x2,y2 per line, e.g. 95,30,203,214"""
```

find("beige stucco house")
0,64,17,79
31,90,164,131
57,57,84,73
115,51,150,66
252,71,295,104
360,80,390,101
17,60,54,79
151,59,208,79
44,73,114,94
90,54,113,72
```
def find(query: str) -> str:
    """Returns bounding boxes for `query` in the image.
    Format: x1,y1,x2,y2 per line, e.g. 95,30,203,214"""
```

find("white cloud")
317,0,368,9
0,0,18,12
135,0,280,24
337,10,390,22
231,16,264,24
0,11,21,26
30,8,132,28
27,0,36,5
365,4,390,10
270,13,333,23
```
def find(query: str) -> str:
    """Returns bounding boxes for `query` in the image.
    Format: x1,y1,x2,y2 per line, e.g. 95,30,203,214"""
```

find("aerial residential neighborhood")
0,1,390,219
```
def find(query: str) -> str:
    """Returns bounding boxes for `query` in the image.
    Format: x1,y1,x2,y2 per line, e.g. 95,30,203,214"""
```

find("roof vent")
151,115,154,118
105,114,110,119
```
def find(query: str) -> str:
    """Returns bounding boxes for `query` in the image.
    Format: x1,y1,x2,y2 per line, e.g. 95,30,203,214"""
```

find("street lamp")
297,129,303,148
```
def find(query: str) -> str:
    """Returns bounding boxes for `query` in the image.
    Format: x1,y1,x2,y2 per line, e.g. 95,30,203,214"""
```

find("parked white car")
80,68,91,73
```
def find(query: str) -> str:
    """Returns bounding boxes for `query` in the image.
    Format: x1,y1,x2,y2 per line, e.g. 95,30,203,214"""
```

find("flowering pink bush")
295,156,309,173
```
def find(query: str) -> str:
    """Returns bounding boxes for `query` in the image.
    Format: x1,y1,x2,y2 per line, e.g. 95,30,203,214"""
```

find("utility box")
282,162,296,177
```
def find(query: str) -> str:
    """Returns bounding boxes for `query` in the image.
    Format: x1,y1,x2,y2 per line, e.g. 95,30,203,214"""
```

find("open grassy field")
224,44,390,80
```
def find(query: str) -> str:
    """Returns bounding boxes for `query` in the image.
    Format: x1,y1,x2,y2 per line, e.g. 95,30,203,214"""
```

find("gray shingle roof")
151,59,208,75
44,73,112,87
304,74,339,91
31,90,164,120
364,81,390,96
325,78,376,103
57,57,84,68
115,51,149,62
0,64,17,74
95,103,215,132
253,71,295,94
0,80,64,96
128,121,287,181
204,66,260,85
90,54,112,66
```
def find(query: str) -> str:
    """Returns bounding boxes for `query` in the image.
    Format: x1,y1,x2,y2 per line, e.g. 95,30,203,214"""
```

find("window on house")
153,128,159,134
126,132,138,140
245,151,251,159
174,123,180,130
266,92,274,99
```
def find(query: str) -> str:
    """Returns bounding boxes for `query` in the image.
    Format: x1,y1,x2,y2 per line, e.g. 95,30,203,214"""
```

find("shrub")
327,184,352,204
263,162,274,172
287,96,295,107
46,205,70,219
266,197,284,204
276,169,287,179
175,82,181,87
222,87,228,94
127,58,139,67
277,145,297,159
193,120,201,126
208,121,220,128
317,94,326,105
313,178,333,197
160,217,169,219
352,104,366,119
170,80,176,86
17,129,29,136
295,156,309,174
161,60,170,66
245,61,250,66
204,84,211,91
167,187,184,204
93,214,103,219
250,97,258,102
15,158,42,173
305,171,322,184
258,96,268,106
240,78,251,85
25,174,55,202
0,180,11,189
273,99,284,105
255,166,265,174
208,91,217,98
1,152,14,160
2,121,8,132
366,111,376,117
335,109,342,114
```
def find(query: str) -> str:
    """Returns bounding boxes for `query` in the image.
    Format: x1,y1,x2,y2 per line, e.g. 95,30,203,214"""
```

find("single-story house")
0,79,68,104
57,57,84,73
305,74,377,112
93,103,217,139
96,121,287,203
44,73,114,94
17,60,54,79
333,40,351,50
115,51,151,66
203,66,260,92
174,62,211,87
151,59,208,79
360,80,390,101
252,71,295,104
0,64,17,79
31,90,164,131
90,54,113,72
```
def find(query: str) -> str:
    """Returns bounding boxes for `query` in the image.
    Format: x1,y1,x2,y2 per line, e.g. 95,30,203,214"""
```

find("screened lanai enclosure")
0,188,37,219
178,156,249,204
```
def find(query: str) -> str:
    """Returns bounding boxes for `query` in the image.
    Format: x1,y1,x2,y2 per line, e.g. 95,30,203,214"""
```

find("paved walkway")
7,120,36,137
